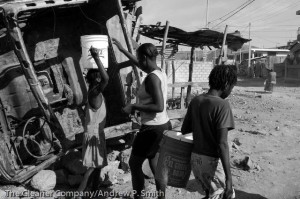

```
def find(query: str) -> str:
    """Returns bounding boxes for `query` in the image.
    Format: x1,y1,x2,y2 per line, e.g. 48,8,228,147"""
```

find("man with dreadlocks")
181,65,237,199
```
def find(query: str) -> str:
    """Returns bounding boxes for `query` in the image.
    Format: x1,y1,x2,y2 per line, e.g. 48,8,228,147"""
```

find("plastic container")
155,131,193,188
80,35,109,69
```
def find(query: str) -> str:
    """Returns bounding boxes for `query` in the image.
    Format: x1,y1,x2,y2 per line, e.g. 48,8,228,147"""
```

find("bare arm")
217,128,233,199
112,38,139,66
181,103,192,134
88,47,109,109
90,47,109,93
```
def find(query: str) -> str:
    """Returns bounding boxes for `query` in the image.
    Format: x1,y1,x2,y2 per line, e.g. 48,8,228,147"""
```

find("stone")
107,150,120,162
117,173,131,184
100,161,124,186
242,156,255,171
67,175,83,187
142,159,154,179
233,138,241,146
61,149,87,175
31,170,56,191
119,148,132,172
232,142,240,150
275,126,280,131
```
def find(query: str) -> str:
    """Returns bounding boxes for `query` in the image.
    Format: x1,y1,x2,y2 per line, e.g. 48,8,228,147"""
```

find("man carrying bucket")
181,65,237,199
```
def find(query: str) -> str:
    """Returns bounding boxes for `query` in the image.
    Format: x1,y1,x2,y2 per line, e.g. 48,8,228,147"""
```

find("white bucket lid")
164,130,193,143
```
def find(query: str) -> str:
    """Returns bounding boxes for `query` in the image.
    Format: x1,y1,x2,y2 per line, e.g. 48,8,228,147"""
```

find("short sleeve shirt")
181,94,235,158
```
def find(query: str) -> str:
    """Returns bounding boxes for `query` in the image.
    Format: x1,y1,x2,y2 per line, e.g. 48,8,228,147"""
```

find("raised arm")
90,46,109,93
112,38,139,66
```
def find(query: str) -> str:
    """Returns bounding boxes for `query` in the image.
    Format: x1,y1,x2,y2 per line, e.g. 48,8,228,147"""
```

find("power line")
251,0,300,24
211,0,255,29
208,0,250,24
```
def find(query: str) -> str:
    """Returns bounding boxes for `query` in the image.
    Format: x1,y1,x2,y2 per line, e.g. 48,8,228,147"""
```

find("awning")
139,24,251,51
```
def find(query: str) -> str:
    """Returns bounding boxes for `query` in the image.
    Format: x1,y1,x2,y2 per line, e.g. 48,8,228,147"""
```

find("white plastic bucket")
80,35,109,69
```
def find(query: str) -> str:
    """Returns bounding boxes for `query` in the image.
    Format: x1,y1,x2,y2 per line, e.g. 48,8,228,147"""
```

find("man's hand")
89,46,100,58
112,38,124,51
123,104,135,114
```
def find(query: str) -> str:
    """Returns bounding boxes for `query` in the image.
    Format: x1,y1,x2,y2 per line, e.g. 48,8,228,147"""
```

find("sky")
137,0,300,50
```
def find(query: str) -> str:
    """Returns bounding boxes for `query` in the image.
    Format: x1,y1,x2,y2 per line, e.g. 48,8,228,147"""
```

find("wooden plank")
132,15,143,42
168,82,204,87
161,21,170,70
115,0,141,88
186,47,195,105
12,152,63,183
104,122,136,139
172,60,175,98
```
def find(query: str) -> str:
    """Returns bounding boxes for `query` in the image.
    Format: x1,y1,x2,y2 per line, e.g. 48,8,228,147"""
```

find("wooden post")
161,21,170,70
172,60,175,99
218,25,228,65
116,0,141,88
165,60,169,76
180,87,185,110
248,22,251,76
284,60,287,82
186,46,195,106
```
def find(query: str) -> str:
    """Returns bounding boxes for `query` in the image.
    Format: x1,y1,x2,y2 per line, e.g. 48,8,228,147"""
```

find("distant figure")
112,38,171,199
255,60,262,78
264,69,276,92
77,47,109,197
181,65,237,199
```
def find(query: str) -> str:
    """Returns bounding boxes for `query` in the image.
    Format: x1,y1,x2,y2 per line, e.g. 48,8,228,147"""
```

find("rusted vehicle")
0,0,141,184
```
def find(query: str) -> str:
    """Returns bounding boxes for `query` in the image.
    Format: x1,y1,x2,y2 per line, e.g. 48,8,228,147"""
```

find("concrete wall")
157,60,213,97
158,60,213,83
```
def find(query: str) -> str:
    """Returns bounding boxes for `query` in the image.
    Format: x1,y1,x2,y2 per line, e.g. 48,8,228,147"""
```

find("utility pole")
203,0,209,62
248,22,251,76
206,0,209,28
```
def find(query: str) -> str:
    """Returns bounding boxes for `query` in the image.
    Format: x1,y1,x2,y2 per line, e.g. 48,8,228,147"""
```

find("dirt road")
112,77,300,199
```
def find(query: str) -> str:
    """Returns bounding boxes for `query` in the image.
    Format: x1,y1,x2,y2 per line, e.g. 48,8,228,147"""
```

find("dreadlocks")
209,65,237,91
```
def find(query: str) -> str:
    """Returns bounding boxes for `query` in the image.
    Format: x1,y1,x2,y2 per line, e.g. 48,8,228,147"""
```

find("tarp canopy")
139,24,251,51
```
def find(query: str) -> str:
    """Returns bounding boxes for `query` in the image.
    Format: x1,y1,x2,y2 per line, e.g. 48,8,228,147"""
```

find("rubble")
61,149,87,175
233,156,261,172
117,173,132,184
31,170,56,191
107,150,121,162
233,138,241,146
118,148,132,172
100,161,124,186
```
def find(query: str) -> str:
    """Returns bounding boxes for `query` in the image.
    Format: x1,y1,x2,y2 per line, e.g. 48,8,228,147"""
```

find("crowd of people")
75,39,238,199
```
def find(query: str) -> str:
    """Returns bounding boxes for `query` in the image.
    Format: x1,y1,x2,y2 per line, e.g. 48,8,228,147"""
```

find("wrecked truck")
0,0,142,184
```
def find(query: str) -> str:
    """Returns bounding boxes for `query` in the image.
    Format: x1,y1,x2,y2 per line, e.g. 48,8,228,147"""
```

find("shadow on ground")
186,179,268,199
